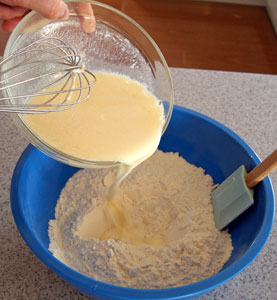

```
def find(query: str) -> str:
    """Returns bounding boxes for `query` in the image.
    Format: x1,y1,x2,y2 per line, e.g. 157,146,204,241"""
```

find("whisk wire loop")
0,37,96,113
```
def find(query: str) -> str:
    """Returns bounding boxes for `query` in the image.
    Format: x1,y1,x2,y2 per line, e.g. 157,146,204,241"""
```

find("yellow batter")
25,72,166,246
25,72,164,166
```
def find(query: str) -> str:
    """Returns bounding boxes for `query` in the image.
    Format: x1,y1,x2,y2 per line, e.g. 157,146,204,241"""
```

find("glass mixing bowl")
4,0,173,168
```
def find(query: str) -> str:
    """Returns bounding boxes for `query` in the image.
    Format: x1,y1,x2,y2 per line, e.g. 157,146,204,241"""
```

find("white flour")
49,150,232,289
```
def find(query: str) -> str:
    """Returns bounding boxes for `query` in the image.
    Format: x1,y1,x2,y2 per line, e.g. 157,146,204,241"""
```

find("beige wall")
266,0,277,33
197,0,264,5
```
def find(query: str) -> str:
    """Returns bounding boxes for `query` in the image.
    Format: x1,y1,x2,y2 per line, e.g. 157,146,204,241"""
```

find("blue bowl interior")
11,106,274,300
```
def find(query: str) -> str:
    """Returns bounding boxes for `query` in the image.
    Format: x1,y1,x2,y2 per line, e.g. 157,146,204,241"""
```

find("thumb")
13,0,69,20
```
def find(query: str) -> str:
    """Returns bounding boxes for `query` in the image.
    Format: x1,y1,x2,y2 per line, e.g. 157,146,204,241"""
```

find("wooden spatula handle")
245,149,277,189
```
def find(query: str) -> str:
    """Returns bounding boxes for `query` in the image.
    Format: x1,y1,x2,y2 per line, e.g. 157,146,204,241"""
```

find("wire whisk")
0,37,96,113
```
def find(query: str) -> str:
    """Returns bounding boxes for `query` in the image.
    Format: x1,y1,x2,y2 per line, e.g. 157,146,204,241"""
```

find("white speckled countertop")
0,68,276,299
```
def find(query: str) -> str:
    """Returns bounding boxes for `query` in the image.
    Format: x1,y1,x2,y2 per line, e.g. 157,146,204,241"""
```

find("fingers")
73,2,95,33
0,1,96,33
26,0,69,20
0,3,28,32
0,4,28,20
1,0,69,20
2,16,22,32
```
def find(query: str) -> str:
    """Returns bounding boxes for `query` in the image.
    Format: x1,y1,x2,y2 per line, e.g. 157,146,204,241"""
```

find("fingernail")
82,19,96,34
57,4,69,20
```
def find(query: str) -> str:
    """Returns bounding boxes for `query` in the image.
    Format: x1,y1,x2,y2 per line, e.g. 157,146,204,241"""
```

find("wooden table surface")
1,0,277,74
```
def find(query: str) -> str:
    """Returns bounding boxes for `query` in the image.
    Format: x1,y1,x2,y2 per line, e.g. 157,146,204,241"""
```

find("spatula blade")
211,165,254,230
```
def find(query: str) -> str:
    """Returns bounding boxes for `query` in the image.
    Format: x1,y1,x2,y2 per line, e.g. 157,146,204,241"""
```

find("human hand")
0,0,69,32
72,2,95,33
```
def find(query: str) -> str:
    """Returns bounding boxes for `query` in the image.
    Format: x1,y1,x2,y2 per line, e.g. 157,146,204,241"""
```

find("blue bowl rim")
10,105,275,299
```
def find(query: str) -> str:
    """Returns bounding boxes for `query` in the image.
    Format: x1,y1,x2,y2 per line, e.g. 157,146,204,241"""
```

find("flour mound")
49,150,232,289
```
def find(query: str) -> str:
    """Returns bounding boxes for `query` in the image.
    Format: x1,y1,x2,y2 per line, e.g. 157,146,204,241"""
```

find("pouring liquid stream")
77,160,165,246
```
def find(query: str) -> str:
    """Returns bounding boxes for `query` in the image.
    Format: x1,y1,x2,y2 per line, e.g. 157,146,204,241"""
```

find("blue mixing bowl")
10,105,275,300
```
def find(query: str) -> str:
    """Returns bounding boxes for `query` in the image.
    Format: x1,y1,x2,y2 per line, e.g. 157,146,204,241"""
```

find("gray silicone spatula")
211,149,277,230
